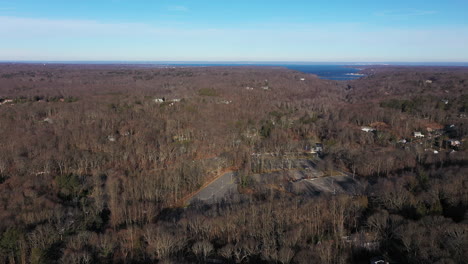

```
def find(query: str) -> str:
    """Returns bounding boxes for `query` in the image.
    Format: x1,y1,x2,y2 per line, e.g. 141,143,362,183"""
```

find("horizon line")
1,60,468,65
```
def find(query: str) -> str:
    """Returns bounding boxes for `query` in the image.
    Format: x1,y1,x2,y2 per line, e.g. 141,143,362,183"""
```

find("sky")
0,0,467,62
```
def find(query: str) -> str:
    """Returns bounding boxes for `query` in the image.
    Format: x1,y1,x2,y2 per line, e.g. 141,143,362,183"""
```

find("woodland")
0,63,467,263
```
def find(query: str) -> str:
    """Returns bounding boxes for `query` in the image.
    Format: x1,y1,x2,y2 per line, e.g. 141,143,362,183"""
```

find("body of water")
160,64,365,80
162,64,365,80
281,65,364,80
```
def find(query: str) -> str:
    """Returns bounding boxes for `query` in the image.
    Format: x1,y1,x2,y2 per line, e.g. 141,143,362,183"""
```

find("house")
171,98,181,102
262,86,269,90
361,126,375,133
441,99,449,105
447,139,461,147
314,143,324,153
425,80,433,84
107,135,116,142
43,118,53,124
398,139,407,144
306,143,323,154
154,98,165,103
413,132,424,138
300,78,305,81
245,86,254,90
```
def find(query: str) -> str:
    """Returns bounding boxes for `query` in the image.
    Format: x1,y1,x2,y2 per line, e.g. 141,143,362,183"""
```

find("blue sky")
0,0,467,62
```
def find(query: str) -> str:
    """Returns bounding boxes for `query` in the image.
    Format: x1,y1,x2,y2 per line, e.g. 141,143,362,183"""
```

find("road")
188,172,237,204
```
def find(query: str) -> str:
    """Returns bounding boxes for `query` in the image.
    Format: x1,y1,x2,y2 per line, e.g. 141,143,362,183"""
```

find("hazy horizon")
1,61,468,67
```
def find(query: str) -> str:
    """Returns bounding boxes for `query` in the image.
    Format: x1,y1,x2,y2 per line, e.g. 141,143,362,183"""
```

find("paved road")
189,172,237,204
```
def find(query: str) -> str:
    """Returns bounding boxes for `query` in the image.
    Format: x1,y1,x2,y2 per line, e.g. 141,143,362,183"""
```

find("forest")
0,63,467,264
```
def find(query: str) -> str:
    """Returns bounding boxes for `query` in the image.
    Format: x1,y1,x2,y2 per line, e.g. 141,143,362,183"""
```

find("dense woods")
0,64,467,263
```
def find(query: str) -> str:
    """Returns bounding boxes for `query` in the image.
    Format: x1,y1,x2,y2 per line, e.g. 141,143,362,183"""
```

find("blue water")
160,64,364,80
157,63,364,80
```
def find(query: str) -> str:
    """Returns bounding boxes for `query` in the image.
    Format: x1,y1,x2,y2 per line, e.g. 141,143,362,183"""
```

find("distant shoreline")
1,62,467,81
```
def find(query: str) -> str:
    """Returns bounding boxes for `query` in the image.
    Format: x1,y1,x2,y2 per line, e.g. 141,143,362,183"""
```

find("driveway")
189,172,237,204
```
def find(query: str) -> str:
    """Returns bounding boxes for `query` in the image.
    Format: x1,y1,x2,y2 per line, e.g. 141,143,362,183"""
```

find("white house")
300,78,305,81
361,127,375,133
314,143,323,152
413,132,425,138
154,98,165,103
1,99,14,104
43,118,53,124
447,139,461,147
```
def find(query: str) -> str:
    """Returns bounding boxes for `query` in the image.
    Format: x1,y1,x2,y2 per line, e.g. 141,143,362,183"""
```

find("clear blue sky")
0,0,467,62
